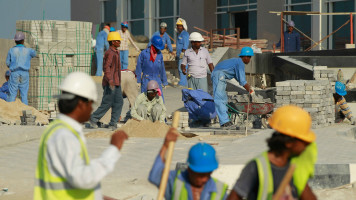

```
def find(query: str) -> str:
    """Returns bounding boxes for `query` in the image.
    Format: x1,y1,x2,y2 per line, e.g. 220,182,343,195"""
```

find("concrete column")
312,0,327,50
144,0,152,37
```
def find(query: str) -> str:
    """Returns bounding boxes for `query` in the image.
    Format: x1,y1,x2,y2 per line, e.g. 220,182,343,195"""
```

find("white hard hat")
59,72,98,102
189,32,204,42
160,22,167,28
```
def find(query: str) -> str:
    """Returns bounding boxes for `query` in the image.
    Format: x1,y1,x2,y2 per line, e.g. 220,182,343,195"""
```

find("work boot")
221,121,235,130
88,120,98,129
108,124,118,131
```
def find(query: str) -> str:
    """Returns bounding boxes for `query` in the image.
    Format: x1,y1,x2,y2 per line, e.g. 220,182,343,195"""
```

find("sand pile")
0,99,49,125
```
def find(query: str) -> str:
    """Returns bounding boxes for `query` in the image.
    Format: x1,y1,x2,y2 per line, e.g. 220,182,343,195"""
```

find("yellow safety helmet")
176,19,183,25
268,105,316,143
107,32,122,41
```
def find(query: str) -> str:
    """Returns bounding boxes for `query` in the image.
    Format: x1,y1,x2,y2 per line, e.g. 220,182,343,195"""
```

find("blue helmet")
187,143,218,173
121,21,129,28
110,27,116,32
335,81,347,96
239,47,254,57
151,35,165,50
5,70,10,77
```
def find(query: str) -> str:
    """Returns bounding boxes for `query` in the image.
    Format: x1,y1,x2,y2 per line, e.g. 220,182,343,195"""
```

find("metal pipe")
351,13,353,44
281,12,284,52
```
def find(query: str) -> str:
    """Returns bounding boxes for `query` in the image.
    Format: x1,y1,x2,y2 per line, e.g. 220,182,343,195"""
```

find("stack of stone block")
178,112,190,131
166,71,180,87
275,80,335,128
48,102,58,120
313,66,336,82
16,20,92,110
21,110,36,126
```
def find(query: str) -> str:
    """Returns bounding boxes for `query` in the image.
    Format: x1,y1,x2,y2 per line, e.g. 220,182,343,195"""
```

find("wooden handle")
273,164,296,200
157,111,180,200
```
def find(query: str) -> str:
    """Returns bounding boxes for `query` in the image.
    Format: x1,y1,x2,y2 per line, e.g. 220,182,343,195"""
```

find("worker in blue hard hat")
117,21,141,69
334,81,355,125
0,70,10,101
149,128,228,199
211,47,254,129
147,22,174,56
136,35,168,100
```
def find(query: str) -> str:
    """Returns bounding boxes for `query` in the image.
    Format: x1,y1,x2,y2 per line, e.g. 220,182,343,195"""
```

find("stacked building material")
178,112,190,131
275,80,335,128
16,20,93,110
21,110,36,126
313,66,336,82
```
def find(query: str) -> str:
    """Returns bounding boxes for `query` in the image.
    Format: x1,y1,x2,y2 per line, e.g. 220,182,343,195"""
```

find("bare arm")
300,184,317,200
159,128,179,162
208,63,214,73
243,83,253,93
227,190,242,200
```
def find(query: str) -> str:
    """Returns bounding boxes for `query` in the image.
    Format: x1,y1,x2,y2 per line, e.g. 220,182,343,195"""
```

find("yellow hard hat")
176,19,183,25
107,32,122,41
268,105,316,143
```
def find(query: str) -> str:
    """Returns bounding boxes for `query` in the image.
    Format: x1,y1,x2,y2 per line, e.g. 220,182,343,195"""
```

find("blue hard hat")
5,70,10,77
335,81,347,96
187,143,218,173
110,27,116,32
239,47,254,57
151,35,165,50
121,21,129,28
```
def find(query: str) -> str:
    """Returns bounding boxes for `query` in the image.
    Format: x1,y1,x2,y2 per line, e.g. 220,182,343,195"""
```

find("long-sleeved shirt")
335,96,353,121
6,44,36,72
147,31,173,52
131,93,166,122
212,58,247,86
45,114,120,200
117,30,140,51
182,47,213,78
103,46,121,86
0,82,9,94
148,155,227,200
176,30,190,56
276,30,301,52
95,30,109,51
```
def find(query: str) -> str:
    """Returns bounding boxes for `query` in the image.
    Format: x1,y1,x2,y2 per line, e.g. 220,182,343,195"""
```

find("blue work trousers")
0,92,7,101
120,50,129,70
177,57,187,87
7,71,29,105
212,71,230,125
95,49,104,76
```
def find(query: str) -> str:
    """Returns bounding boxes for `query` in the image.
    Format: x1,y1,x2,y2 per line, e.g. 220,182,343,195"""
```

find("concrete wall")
257,0,284,48
71,0,101,25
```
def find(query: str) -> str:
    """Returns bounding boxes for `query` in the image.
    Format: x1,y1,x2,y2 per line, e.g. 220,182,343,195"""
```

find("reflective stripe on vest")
255,152,274,200
33,120,95,200
172,170,228,200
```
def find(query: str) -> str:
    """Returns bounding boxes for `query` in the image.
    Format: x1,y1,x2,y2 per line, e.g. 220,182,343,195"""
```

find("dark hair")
58,92,89,114
15,40,24,45
109,41,113,46
266,132,297,155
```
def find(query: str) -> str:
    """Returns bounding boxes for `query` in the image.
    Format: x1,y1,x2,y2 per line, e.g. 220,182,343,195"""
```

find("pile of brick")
16,20,92,111
178,112,190,131
166,71,180,87
313,66,336,81
20,110,37,126
275,80,335,128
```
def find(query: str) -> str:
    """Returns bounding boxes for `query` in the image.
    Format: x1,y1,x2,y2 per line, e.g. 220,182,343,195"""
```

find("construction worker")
136,35,168,100
89,32,124,130
117,21,141,70
149,129,228,199
33,72,129,200
181,32,214,92
334,81,356,125
6,31,36,105
175,18,190,87
147,22,174,56
212,47,254,129
274,21,301,52
228,105,317,200
94,25,110,76
0,70,10,101
131,80,166,123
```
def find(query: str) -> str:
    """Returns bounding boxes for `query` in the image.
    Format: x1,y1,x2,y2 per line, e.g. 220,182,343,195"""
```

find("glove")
249,89,255,96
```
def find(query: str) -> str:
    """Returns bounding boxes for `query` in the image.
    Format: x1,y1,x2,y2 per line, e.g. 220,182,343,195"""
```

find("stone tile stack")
16,20,93,110
21,110,36,126
313,66,336,82
275,80,335,128
178,112,190,131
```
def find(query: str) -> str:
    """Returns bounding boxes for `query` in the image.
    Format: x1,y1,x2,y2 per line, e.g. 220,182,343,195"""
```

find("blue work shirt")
95,30,109,51
147,31,173,52
0,82,9,94
6,44,36,72
176,30,190,56
276,30,301,52
212,58,247,86
148,155,226,200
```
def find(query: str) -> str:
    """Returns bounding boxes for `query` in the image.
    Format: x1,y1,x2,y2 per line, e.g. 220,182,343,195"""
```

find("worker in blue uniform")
147,22,174,56
212,47,254,129
0,70,10,101
274,21,301,52
136,35,168,100
175,18,190,87
6,32,36,105
95,25,110,76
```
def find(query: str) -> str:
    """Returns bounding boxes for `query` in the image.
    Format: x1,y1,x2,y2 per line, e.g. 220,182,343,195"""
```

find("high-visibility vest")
33,120,95,200
171,170,228,200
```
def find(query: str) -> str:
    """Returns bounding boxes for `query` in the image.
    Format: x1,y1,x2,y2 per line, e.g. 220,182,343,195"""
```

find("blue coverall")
176,30,189,87
147,31,173,52
276,30,301,52
0,82,9,101
95,30,109,76
6,44,36,105
211,58,247,126
136,48,168,100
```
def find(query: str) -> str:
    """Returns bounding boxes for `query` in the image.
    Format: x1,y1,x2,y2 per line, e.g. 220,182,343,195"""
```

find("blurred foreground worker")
181,32,214,92
136,35,168,100
147,22,174,55
175,18,190,87
95,25,110,76
0,70,10,101
274,20,301,52
212,47,254,129
227,105,317,200
34,72,128,200
334,81,355,125
6,31,36,105
117,21,141,69
149,129,228,199
131,80,166,123
89,32,124,130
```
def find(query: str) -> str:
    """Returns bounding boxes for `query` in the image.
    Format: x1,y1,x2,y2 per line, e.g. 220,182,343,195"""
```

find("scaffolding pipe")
281,13,284,52
351,13,354,44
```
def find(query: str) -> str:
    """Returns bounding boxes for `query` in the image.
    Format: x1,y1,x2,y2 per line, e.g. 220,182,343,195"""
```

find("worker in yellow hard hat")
228,105,318,200
175,18,189,87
